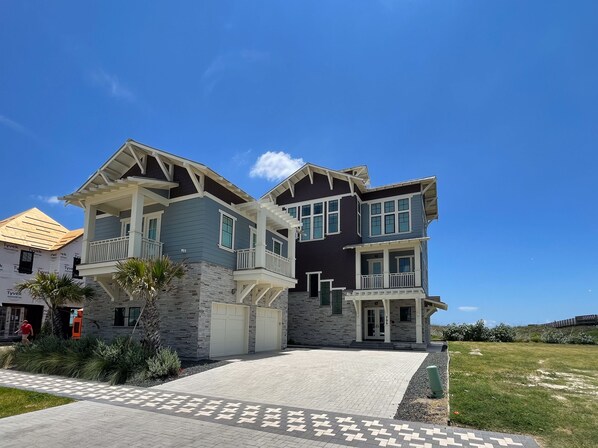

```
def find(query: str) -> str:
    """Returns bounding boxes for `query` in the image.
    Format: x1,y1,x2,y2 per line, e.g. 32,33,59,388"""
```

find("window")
320,281,331,306
327,200,339,234
18,250,34,274
357,199,362,236
287,207,297,219
369,196,411,236
147,217,158,240
121,212,162,240
398,256,414,273
370,203,382,236
299,202,324,241
400,306,412,322
128,307,141,327
250,227,257,248
272,239,283,256
331,290,343,315
114,308,126,326
72,257,82,279
219,211,236,251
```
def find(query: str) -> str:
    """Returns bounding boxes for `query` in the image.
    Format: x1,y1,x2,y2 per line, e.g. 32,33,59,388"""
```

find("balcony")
236,248,291,277
358,272,417,290
87,236,163,263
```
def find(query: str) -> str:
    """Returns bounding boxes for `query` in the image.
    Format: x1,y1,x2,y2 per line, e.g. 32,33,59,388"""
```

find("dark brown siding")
292,195,360,291
362,183,421,201
204,176,246,205
277,173,351,205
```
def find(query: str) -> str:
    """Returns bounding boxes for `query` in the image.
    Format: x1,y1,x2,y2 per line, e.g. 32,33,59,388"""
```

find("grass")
0,386,73,418
449,342,598,448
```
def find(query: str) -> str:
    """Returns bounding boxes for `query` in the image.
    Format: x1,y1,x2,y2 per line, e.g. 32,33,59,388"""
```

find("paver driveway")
155,348,427,418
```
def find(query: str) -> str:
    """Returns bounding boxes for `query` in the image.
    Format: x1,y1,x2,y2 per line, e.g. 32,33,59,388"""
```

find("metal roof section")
343,237,430,251
261,163,370,201
236,200,302,231
65,139,253,206
0,208,83,251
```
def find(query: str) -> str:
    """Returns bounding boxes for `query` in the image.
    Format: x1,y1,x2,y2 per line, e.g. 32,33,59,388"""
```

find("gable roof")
65,139,253,205
0,208,83,251
261,163,369,201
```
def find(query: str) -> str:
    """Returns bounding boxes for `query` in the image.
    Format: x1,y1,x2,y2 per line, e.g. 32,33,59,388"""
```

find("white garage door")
255,307,281,353
210,303,248,358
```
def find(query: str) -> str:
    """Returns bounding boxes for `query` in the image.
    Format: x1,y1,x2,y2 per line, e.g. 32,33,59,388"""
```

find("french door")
364,307,385,340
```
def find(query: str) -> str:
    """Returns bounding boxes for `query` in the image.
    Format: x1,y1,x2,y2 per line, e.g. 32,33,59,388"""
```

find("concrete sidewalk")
0,369,540,448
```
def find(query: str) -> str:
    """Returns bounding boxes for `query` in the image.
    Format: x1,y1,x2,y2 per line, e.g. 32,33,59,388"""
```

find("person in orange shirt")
16,319,33,344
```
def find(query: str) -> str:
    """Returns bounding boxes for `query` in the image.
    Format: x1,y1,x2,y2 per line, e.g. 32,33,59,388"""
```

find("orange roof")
0,208,83,251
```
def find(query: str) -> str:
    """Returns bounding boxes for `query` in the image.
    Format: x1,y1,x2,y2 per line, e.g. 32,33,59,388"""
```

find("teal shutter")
320,282,331,306
331,290,343,315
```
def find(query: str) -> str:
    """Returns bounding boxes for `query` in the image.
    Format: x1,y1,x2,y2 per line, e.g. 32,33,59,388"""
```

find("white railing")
87,236,162,263
236,248,291,277
265,249,291,277
360,272,416,289
361,274,384,289
390,272,415,288
236,248,256,270
141,238,163,260
88,236,129,263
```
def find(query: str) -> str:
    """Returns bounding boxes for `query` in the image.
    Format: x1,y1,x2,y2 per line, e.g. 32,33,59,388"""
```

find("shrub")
464,320,490,342
489,323,516,342
541,330,568,344
146,348,181,379
566,333,596,345
442,324,466,341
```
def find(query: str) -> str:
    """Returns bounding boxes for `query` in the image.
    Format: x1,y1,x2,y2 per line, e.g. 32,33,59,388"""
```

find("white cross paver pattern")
0,369,540,448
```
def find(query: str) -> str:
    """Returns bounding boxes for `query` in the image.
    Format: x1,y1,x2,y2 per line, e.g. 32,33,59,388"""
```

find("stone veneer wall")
83,261,288,360
288,293,425,346
288,291,356,346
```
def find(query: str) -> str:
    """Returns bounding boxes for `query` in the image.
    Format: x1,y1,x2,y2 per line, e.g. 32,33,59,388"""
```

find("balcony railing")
360,272,416,289
236,248,291,277
87,236,163,264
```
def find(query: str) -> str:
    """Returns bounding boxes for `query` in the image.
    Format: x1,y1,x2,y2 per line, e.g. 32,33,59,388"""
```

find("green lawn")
0,386,74,418
449,342,598,448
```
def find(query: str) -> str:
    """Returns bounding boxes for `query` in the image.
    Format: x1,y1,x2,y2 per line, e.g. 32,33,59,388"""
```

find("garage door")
255,307,281,353
210,303,249,357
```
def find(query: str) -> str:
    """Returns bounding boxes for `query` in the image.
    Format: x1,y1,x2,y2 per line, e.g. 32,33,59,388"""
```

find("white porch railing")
236,248,256,270
361,274,384,289
88,236,129,263
236,248,291,277
87,236,162,263
389,272,415,288
360,272,416,289
265,249,291,277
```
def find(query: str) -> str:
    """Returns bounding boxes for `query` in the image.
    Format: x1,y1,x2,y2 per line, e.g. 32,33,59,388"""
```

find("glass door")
365,307,385,339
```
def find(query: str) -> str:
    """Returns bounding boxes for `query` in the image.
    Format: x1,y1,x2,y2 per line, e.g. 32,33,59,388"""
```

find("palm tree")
16,272,95,337
113,256,186,353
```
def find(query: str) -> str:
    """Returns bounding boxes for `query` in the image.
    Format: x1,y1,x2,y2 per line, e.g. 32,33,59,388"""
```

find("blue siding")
94,216,121,240
160,199,203,263
361,193,425,243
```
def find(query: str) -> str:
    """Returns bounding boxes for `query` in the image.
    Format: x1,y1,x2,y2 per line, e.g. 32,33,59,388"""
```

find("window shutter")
331,290,343,315
320,282,331,306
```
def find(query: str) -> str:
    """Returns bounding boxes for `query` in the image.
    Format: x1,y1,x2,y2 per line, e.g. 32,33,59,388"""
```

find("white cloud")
458,306,479,312
91,69,135,101
0,115,27,134
36,195,61,205
250,151,305,182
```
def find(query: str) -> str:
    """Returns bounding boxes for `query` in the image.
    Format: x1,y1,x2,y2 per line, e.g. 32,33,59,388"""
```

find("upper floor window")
357,199,362,237
18,250,34,274
121,213,162,240
300,202,324,241
219,211,236,251
327,200,340,234
272,238,283,256
286,207,297,219
369,197,411,237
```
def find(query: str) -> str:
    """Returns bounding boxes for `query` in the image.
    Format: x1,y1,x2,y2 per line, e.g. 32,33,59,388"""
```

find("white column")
81,204,97,263
415,298,423,344
128,189,145,258
355,249,361,289
414,242,422,287
288,227,296,278
383,299,391,343
383,248,390,288
255,207,267,268
354,300,362,342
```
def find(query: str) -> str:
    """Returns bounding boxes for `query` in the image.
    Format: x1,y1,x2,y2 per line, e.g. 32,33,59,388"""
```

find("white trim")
367,194,413,237
249,226,257,248
272,237,283,256
306,271,322,297
218,210,237,252
284,195,351,242
120,211,164,240
367,258,383,275
326,198,340,235
396,255,415,273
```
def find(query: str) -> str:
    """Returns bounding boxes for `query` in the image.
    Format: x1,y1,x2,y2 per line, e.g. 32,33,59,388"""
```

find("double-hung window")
219,211,236,251
300,202,324,241
272,238,283,256
327,200,339,234
369,197,411,236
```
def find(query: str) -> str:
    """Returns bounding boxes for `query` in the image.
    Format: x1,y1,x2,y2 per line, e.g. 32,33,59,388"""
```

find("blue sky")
1,1,596,326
